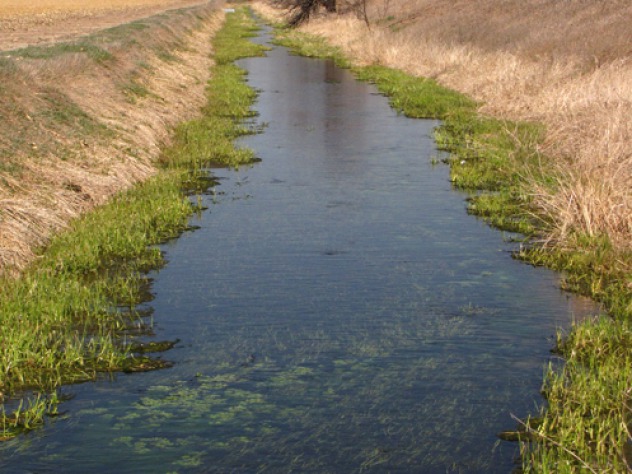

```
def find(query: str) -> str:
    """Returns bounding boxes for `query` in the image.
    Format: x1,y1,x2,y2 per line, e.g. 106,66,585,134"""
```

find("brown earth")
0,0,209,51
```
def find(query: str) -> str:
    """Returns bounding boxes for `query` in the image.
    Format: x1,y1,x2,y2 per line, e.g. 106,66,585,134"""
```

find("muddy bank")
0,1,225,275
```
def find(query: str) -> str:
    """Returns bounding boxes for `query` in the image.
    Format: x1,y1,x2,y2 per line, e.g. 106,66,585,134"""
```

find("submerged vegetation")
269,19,632,473
0,7,265,440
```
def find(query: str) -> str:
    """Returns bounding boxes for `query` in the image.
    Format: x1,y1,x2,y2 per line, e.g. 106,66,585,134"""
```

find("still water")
0,30,595,473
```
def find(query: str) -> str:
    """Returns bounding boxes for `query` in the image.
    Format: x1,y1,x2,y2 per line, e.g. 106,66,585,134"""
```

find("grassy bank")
0,3,222,275
265,18,632,473
0,7,265,441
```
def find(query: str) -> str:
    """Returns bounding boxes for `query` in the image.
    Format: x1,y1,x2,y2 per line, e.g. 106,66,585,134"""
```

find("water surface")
0,30,595,474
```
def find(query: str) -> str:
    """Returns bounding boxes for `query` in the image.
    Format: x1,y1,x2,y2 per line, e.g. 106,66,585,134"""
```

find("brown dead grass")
255,0,632,253
0,2,225,275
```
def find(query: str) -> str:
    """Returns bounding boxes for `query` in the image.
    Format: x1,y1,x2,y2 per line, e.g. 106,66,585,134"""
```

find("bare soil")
0,0,208,51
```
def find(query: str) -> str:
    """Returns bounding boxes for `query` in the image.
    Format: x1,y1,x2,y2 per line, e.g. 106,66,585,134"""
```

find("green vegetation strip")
272,25,631,472
0,7,266,441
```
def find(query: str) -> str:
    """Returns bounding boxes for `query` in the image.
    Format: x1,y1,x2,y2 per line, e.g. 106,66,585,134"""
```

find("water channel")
0,27,596,473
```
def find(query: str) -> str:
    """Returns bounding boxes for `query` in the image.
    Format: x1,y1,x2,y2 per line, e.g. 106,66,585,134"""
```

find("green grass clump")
121,80,154,103
10,42,115,64
354,66,475,119
100,19,151,41
266,21,632,473
39,89,110,137
0,173,191,437
161,9,268,170
213,13,268,65
0,6,263,440
520,315,632,473
436,113,547,233
1,394,57,441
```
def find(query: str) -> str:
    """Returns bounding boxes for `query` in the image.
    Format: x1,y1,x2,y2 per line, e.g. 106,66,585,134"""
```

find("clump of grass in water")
0,174,194,437
0,7,265,440
265,22,632,472
516,317,632,473
0,394,57,441
354,66,475,119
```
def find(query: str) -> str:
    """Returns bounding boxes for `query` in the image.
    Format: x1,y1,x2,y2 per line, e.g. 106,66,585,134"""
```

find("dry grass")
0,2,225,275
255,0,632,253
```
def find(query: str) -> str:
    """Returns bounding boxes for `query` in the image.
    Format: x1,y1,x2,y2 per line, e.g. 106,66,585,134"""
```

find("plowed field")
0,0,208,50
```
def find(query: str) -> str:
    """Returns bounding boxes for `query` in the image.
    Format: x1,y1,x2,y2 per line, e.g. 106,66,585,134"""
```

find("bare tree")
283,0,371,28
285,0,336,27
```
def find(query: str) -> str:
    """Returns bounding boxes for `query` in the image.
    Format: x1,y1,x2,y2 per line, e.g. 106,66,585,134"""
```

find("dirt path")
0,0,210,51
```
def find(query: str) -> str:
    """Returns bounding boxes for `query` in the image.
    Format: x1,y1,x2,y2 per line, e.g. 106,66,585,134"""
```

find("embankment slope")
0,1,225,275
